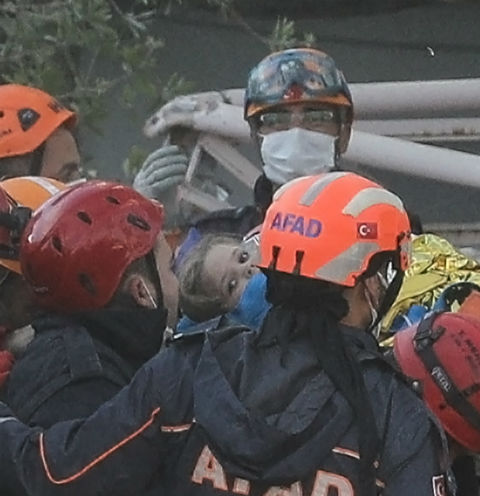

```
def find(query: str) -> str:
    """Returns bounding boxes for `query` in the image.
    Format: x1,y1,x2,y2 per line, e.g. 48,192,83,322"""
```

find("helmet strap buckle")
29,142,46,176
414,312,445,351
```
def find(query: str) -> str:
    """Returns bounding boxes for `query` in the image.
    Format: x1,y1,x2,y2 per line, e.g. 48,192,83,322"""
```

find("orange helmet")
0,176,66,274
0,84,76,159
258,172,411,286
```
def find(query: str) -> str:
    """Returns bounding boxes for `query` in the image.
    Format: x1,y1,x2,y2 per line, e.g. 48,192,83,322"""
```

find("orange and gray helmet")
244,48,353,123
258,172,411,286
0,84,76,159
0,176,66,274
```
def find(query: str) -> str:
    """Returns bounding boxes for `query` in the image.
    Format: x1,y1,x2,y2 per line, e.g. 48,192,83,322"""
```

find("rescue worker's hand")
0,350,14,388
133,145,188,201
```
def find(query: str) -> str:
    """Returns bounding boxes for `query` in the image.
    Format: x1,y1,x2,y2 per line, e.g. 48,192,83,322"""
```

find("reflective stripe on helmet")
315,241,380,284
342,188,405,217
24,176,63,196
299,172,349,206
272,176,306,202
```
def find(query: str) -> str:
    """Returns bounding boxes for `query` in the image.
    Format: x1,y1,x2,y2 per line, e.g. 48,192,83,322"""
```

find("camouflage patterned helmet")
244,48,353,122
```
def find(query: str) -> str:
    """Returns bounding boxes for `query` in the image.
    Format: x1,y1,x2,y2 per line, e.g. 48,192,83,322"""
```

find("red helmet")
20,180,164,313
258,172,411,286
394,311,480,452
0,84,76,158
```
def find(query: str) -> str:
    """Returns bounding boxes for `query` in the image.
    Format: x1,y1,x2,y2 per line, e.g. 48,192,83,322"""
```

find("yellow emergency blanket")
381,233,480,337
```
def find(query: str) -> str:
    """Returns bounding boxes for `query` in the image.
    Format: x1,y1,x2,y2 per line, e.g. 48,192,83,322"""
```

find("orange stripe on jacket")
332,446,385,488
39,407,161,485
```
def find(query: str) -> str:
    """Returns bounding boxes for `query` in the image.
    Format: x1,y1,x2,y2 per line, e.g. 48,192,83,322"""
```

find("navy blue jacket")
0,322,449,496
6,308,165,427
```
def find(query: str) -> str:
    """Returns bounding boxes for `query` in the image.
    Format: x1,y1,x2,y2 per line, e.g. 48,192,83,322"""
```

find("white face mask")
260,127,337,185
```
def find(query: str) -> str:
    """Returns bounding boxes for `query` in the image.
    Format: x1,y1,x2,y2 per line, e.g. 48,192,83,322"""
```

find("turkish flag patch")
357,222,378,239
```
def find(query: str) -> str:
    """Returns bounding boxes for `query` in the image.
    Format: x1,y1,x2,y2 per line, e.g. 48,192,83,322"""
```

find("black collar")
338,324,379,353
34,306,167,370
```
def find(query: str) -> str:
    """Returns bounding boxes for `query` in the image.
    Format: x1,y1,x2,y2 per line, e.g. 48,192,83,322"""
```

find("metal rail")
189,78,480,118
143,79,480,190
424,222,480,248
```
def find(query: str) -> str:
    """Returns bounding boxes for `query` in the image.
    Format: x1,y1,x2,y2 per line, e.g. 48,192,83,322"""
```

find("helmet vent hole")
292,250,305,275
17,108,40,131
78,273,96,295
51,236,62,253
268,246,281,270
77,211,92,224
106,196,120,205
127,214,150,231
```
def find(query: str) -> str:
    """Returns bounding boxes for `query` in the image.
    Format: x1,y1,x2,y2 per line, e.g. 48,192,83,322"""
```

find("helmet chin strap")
250,124,264,165
333,135,341,170
142,282,158,309
363,280,381,338
29,142,46,176
145,250,164,311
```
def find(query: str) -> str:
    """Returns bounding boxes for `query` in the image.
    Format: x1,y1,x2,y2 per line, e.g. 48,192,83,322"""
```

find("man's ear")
40,127,81,180
126,274,155,309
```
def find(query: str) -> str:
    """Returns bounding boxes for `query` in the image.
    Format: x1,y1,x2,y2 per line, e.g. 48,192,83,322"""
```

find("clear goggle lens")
257,108,337,133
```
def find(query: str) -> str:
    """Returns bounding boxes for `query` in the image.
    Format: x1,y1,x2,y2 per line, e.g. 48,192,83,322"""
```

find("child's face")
202,242,258,312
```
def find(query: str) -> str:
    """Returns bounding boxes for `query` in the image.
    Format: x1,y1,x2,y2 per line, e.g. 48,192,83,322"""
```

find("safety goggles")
256,108,338,134
246,52,349,107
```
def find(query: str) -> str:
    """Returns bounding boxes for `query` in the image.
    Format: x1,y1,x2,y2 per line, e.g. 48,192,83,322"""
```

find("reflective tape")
315,242,380,283
299,172,349,206
342,188,404,217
